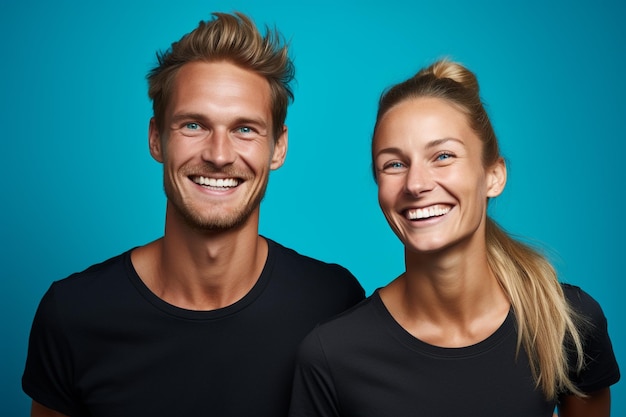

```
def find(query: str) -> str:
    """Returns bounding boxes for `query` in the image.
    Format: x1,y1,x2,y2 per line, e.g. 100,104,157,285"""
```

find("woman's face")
372,97,505,254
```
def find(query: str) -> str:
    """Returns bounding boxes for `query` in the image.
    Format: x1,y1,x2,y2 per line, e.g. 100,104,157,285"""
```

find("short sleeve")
22,283,80,416
563,284,620,393
289,327,340,417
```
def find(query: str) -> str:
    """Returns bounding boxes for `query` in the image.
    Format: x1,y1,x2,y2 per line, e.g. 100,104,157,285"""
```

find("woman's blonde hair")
372,59,586,400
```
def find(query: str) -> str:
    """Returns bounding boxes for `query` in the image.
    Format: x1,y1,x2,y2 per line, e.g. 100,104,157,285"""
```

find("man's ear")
148,118,164,163
270,125,288,170
486,157,507,198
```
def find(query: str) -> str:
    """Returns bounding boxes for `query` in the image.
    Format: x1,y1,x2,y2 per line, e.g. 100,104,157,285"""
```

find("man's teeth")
407,205,450,220
194,176,239,188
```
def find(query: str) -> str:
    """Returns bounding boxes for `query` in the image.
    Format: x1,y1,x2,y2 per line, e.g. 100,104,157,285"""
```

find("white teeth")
407,205,450,220
194,176,239,188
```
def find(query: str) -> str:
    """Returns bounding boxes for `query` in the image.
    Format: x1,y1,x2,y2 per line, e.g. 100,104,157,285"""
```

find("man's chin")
180,206,258,233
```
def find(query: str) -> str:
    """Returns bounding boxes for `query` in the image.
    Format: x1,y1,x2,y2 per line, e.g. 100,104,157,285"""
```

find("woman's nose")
404,164,435,196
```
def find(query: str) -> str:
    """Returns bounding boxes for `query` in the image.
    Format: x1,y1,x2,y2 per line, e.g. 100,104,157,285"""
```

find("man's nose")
201,129,236,167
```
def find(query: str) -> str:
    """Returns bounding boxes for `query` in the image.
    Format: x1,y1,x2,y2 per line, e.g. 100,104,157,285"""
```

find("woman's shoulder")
300,293,380,349
560,283,605,319
560,284,621,392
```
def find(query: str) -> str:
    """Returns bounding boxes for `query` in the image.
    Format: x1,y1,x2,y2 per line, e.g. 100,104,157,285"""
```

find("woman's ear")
486,157,507,197
148,118,164,163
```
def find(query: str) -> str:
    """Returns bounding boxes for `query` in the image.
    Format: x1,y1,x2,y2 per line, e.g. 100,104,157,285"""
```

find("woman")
289,60,620,417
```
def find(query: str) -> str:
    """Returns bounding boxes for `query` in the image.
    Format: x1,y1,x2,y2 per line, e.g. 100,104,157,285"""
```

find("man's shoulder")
48,249,134,297
268,238,352,276
266,238,365,299
32,249,136,330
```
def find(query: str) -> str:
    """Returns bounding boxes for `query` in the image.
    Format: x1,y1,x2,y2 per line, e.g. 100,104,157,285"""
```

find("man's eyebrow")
231,116,268,129
169,114,269,129
170,113,207,124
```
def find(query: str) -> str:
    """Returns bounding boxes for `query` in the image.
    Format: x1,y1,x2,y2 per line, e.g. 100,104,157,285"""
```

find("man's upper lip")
191,175,241,187
189,173,244,181
189,173,240,179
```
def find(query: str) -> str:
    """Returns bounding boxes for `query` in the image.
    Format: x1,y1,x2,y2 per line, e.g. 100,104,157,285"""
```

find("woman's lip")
403,204,452,220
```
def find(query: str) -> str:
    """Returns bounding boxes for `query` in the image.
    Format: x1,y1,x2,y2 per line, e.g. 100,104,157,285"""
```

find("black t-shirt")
23,238,365,417
289,284,620,417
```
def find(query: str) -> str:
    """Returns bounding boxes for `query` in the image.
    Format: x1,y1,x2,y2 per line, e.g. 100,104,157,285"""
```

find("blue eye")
382,161,406,170
185,123,200,130
436,152,453,161
237,126,252,133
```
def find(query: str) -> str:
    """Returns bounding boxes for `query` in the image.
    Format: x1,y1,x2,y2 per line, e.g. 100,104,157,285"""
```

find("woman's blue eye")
384,161,404,169
436,152,452,161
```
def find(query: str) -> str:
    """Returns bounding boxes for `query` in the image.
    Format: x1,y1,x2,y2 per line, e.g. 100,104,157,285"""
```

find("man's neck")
131,213,268,311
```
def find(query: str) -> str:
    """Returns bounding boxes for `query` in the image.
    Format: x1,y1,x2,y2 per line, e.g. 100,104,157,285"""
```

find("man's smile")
191,176,241,189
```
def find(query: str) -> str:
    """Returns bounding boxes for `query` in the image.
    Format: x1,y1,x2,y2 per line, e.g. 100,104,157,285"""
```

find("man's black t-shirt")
23,238,365,416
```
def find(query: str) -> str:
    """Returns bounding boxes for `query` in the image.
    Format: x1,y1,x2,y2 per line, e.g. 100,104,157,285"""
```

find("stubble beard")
164,171,269,233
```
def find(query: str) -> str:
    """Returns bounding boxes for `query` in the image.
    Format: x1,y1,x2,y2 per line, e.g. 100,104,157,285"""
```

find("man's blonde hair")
147,12,294,141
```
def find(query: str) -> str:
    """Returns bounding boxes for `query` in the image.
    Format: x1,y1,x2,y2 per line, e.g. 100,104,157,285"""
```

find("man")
23,12,364,417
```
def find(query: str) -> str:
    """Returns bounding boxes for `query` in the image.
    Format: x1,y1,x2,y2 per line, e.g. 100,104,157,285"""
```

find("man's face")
149,61,287,232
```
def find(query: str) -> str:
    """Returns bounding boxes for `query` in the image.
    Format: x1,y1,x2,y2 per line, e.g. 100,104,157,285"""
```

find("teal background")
2,0,624,414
